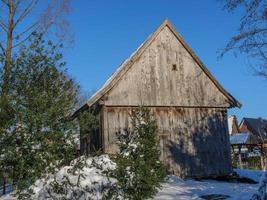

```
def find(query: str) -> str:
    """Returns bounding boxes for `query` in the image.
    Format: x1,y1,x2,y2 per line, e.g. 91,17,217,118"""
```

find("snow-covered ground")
155,175,258,200
235,168,263,182
1,169,264,200
1,155,118,200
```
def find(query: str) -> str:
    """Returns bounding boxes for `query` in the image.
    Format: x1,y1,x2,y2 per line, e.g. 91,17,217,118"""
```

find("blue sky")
64,0,267,122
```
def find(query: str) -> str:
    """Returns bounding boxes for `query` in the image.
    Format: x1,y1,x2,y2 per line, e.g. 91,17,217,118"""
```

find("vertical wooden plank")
103,106,109,153
101,106,231,178
103,26,231,107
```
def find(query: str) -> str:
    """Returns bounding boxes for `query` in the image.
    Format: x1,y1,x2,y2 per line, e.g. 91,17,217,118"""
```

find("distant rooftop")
240,117,267,138
230,133,250,145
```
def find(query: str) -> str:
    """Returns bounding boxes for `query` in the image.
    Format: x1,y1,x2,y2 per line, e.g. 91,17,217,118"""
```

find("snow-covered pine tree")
251,171,267,200
114,107,166,200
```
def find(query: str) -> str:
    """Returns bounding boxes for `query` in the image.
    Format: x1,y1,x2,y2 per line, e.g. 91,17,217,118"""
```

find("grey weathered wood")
81,19,241,110
103,26,230,108
76,20,239,178
102,107,231,177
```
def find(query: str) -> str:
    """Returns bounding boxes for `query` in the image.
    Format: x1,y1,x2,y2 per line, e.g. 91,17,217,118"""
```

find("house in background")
74,20,241,178
228,116,267,169
239,118,267,143
230,132,261,169
230,132,259,159
228,116,267,144
230,132,258,146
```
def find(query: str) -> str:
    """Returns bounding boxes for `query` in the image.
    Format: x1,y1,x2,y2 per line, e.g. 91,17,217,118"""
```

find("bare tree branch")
13,21,39,40
220,0,267,78
14,0,39,28
0,0,9,7
12,33,34,49
0,19,8,32
13,0,21,12
0,42,5,55
0,0,73,97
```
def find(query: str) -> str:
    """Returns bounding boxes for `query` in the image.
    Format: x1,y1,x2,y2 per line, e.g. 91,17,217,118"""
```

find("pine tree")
78,109,100,155
0,42,16,195
114,107,166,200
0,33,79,196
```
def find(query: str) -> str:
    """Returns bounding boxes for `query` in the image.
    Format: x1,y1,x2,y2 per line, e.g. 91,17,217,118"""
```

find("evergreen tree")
0,42,16,195
0,33,79,196
114,107,166,200
78,109,100,155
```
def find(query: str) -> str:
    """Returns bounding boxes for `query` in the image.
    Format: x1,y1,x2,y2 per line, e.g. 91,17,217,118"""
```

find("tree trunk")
2,176,6,195
2,0,15,99
238,146,243,169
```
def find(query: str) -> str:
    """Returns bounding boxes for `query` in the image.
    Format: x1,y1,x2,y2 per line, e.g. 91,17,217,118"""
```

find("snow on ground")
155,175,258,200
1,155,118,200
31,155,118,200
155,169,264,200
1,169,264,200
234,169,263,183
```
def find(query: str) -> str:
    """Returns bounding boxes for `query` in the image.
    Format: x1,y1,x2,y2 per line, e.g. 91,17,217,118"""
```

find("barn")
74,19,241,178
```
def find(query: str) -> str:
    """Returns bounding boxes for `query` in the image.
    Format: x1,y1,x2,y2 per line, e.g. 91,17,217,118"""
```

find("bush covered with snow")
251,171,267,200
18,155,119,200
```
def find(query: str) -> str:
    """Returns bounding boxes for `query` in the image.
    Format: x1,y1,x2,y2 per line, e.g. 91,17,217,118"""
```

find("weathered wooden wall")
103,26,230,107
103,106,231,178
81,23,235,178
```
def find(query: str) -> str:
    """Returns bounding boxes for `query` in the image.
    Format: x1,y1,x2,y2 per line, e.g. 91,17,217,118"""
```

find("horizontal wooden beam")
104,105,228,109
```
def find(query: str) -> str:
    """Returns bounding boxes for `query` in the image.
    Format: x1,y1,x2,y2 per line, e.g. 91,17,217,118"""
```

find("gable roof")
240,117,267,139
75,19,241,115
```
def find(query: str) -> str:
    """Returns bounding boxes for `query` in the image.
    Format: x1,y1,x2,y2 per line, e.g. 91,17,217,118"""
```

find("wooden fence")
232,154,263,170
0,184,12,197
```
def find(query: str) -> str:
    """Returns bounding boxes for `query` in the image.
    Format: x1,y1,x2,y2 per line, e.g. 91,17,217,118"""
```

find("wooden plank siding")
103,26,231,107
103,106,231,178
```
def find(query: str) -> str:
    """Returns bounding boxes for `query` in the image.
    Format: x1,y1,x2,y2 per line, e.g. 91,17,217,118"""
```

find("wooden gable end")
102,25,233,107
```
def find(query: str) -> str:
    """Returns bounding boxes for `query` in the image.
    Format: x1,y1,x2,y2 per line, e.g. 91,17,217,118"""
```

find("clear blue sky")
64,0,267,122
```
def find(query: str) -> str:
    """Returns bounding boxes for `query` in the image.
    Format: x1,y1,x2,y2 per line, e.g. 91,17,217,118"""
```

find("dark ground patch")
195,172,257,184
200,194,231,200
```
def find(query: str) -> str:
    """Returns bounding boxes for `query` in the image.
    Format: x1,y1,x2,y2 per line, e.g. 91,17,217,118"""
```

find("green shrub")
113,107,166,200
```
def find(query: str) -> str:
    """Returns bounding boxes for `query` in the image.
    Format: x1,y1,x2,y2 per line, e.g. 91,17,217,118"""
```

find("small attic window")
172,64,177,71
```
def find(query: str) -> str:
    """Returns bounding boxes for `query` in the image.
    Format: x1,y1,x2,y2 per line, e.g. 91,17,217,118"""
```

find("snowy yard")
155,169,263,200
155,175,258,200
1,169,264,200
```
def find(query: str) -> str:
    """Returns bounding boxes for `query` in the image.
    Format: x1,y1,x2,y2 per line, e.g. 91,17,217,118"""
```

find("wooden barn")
74,20,241,178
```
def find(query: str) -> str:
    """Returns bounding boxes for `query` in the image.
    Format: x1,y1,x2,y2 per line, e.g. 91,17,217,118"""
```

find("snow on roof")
230,133,250,144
